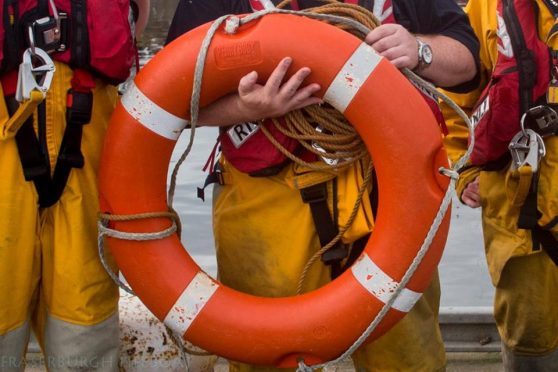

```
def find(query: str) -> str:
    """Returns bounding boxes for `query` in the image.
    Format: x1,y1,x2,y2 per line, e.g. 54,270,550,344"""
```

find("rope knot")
224,16,241,34
439,167,459,181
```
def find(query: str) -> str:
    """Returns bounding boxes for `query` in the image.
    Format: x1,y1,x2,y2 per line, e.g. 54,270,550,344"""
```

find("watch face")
422,44,433,65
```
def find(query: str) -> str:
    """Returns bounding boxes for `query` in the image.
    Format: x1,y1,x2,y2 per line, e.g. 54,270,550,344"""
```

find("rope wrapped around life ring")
98,12,451,369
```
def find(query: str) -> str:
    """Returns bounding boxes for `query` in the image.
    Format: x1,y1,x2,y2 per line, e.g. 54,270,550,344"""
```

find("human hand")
364,24,419,70
461,176,480,208
235,57,323,121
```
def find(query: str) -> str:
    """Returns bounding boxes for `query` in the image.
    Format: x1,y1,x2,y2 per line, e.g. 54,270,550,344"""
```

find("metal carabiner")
508,128,546,172
15,48,56,103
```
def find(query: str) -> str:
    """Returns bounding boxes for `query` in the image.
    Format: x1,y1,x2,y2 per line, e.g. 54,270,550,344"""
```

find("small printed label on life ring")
214,41,263,70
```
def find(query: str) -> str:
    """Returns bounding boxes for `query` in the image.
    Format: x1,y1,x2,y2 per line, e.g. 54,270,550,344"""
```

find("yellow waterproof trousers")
213,159,446,372
0,63,119,371
495,252,558,356
474,136,558,357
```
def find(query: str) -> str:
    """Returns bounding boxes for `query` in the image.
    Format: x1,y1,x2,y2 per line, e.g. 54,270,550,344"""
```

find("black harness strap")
503,0,537,115
49,73,93,206
541,215,558,230
2,0,21,73
300,180,348,278
6,70,94,208
10,102,49,181
532,226,558,265
10,99,55,205
517,174,558,265
70,0,89,68
517,172,540,230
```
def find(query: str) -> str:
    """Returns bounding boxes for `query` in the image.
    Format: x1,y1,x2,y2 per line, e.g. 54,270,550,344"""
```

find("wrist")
234,94,259,123
414,37,433,73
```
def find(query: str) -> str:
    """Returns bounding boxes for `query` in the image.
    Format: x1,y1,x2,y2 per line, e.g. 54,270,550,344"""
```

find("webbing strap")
48,69,94,206
532,226,558,265
502,0,536,115
5,97,49,182
6,69,94,208
70,0,90,68
300,181,348,277
0,89,43,140
13,101,52,205
505,165,534,207
517,172,558,266
517,173,540,230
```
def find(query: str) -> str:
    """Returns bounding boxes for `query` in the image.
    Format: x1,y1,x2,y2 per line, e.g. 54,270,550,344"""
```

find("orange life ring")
99,13,450,368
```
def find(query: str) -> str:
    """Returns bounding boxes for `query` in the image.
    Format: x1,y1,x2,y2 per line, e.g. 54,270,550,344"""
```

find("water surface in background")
137,0,494,308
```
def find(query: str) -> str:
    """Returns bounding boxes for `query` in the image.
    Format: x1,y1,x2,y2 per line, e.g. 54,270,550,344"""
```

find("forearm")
417,34,477,88
198,93,251,127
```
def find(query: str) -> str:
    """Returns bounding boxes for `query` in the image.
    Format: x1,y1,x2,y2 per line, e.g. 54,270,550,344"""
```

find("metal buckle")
26,0,66,54
521,105,558,137
508,128,546,172
15,48,56,102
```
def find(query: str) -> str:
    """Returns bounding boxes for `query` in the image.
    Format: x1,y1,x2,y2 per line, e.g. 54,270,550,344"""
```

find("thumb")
238,71,259,97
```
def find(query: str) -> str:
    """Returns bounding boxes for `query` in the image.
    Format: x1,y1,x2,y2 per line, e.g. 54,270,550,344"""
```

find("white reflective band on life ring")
164,272,219,335
324,43,382,113
121,81,189,140
351,253,421,312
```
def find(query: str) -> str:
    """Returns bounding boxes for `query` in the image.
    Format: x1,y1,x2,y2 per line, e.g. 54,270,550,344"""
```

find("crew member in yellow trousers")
441,0,558,369
0,1,148,370
167,0,479,370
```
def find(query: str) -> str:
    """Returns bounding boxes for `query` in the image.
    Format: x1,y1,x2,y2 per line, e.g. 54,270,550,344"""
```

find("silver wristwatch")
415,37,433,72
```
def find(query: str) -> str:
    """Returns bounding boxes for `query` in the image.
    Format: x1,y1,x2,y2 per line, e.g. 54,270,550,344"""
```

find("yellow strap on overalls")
0,89,45,141
505,165,534,207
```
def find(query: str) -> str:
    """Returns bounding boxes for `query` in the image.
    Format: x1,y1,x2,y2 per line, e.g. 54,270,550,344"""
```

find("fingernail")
284,57,292,65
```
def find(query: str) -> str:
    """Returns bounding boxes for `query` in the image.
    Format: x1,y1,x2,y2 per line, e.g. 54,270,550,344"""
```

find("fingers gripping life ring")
99,14,450,368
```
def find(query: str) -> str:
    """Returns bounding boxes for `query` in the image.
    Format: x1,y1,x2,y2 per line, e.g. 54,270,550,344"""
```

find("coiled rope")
265,1,381,293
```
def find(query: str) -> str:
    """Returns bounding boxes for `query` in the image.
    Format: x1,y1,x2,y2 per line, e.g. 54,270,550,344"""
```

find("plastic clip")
508,128,546,172
15,48,55,103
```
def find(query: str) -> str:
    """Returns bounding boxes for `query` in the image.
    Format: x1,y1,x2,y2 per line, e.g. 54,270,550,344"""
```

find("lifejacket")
469,0,551,167
0,0,135,208
468,0,558,265
0,0,135,84
219,0,446,176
